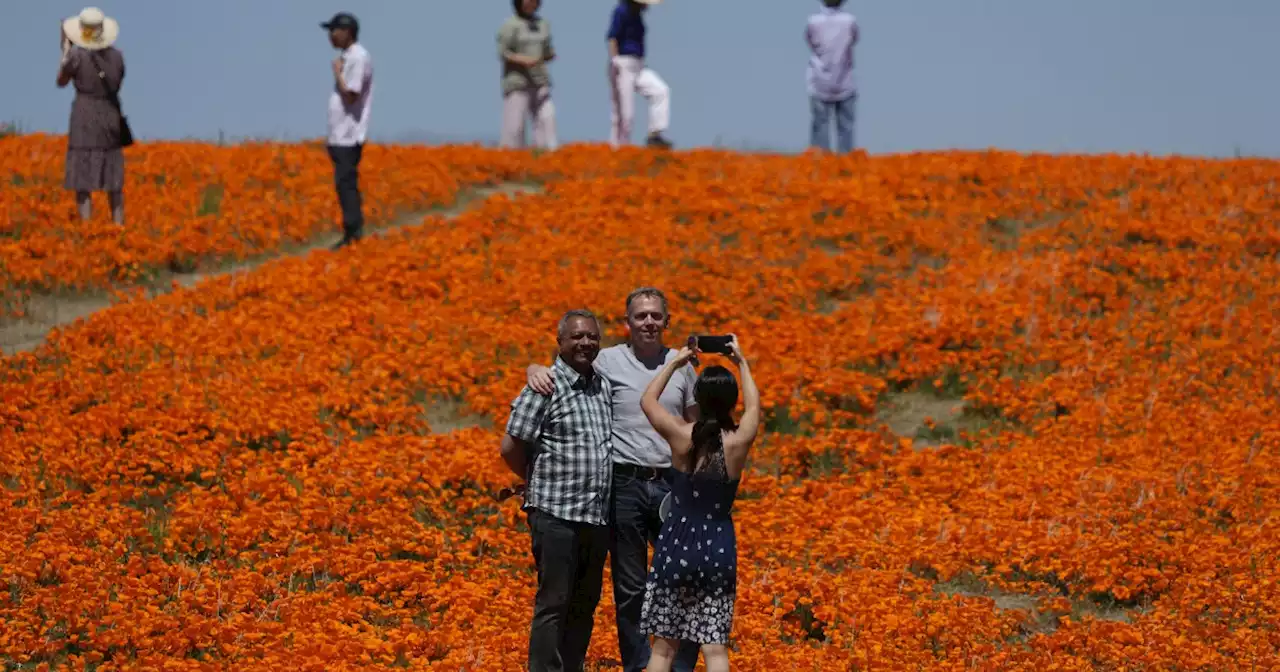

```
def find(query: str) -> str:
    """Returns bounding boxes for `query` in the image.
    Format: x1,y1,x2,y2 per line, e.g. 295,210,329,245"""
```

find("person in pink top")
806,0,859,152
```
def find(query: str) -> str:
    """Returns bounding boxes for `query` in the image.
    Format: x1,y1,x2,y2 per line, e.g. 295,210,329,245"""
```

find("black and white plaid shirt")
505,356,613,525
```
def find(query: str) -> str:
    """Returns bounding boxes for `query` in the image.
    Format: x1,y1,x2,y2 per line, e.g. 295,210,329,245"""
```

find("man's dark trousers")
528,509,609,672
326,143,364,242
611,466,701,672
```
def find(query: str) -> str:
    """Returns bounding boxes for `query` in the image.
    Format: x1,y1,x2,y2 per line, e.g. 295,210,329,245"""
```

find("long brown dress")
61,45,126,192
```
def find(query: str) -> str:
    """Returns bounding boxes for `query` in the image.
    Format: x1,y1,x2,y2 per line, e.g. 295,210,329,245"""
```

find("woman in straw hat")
57,7,127,224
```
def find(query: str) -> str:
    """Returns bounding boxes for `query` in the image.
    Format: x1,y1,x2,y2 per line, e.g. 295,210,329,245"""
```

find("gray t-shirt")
593,344,698,468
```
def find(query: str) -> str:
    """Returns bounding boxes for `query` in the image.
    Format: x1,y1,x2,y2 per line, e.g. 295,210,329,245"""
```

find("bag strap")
87,50,123,111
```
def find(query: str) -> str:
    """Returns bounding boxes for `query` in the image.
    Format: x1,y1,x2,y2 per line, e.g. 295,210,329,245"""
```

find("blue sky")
8,1,1279,155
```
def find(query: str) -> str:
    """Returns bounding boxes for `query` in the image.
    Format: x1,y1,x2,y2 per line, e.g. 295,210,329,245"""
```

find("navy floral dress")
639,446,740,644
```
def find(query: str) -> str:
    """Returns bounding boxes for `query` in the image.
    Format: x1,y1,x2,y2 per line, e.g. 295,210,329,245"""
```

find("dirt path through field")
0,182,540,357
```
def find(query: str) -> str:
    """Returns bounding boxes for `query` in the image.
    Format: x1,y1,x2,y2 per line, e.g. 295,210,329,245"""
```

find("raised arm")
640,347,696,446
56,47,75,88
728,337,760,445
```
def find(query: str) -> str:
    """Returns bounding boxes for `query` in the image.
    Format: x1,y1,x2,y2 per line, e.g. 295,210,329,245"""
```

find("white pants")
609,56,669,147
501,86,557,150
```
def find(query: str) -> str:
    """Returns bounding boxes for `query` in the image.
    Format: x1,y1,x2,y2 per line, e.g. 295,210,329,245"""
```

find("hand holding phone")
726,334,744,364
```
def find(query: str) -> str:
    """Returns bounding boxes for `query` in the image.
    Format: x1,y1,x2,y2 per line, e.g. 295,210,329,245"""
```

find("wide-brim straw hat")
63,7,119,50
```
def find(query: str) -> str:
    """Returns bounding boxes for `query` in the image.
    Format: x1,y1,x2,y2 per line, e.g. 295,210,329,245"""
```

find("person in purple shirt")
806,0,860,152
607,0,673,149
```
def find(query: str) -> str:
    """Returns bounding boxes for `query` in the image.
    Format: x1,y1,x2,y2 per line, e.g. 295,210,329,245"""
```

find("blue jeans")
809,95,856,152
611,468,701,672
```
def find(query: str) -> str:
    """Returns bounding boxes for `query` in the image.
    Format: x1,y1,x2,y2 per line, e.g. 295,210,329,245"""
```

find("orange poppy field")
2,135,1279,670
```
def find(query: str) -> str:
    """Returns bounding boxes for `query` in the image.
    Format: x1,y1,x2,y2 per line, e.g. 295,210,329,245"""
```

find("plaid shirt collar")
554,354,600,391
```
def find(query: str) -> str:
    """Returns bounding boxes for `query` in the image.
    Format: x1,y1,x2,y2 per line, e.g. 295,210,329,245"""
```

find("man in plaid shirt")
501,309,614,671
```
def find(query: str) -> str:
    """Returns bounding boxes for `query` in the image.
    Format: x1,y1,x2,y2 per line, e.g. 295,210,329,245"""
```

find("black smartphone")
696,335,733,355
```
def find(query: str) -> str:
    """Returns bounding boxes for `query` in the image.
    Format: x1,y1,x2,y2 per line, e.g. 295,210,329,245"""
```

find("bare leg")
647,637,678,672
76,191,92,220
108,190,124,224
702,643,730,672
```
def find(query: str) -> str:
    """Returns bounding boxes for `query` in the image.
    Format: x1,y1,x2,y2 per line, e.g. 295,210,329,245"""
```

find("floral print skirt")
639,469,739,644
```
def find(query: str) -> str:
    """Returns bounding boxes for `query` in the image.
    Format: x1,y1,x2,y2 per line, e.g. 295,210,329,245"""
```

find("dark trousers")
528,509,609,672
326,143,364,239
611,467,701,672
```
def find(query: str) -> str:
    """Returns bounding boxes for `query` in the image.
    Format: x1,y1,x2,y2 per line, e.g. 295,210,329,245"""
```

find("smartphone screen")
696,335,733,355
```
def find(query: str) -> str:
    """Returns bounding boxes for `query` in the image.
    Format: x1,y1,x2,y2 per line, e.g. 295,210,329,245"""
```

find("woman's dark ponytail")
690,409,736,472
690,416,722,472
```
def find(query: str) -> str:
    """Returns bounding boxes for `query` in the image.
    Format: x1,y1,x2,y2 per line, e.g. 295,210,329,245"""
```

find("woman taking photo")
638,336,760,672
57,7,129,224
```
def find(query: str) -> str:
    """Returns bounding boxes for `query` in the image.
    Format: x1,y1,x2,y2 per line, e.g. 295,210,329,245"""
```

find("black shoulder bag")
89,51,134,147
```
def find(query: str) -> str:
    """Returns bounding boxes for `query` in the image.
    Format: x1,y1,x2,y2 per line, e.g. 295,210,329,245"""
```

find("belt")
613,463,668,481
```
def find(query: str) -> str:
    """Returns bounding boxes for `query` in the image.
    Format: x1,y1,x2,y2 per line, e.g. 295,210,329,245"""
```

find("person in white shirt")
806,0,859,152
322,12,373,249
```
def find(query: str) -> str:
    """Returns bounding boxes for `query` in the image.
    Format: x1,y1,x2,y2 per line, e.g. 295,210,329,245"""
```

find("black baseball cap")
321,12,359,32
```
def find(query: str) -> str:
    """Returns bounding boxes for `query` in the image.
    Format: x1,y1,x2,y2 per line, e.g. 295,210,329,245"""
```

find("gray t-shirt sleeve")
592,350,614,379
681,364,698,409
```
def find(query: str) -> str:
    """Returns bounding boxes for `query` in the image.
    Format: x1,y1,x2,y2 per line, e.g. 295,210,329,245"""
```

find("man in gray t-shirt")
526,287,703,672
593,341,696,468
